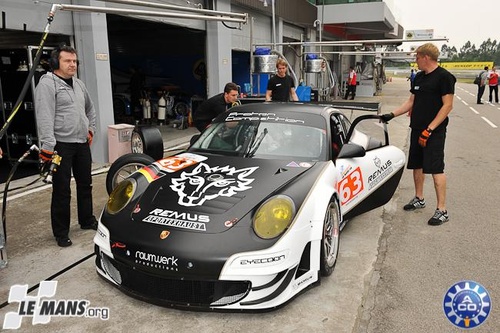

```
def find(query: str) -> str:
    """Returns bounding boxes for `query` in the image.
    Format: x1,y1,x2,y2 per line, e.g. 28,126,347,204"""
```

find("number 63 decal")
338,166,364,205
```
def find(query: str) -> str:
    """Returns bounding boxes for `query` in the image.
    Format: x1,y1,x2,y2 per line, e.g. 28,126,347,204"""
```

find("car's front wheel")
320,199,340,276
106,153,155,194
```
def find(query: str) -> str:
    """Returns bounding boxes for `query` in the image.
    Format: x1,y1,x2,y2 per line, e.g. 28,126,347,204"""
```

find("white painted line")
461,100,469,106
456,96,462,100
469,107,480,114
481,117,498,128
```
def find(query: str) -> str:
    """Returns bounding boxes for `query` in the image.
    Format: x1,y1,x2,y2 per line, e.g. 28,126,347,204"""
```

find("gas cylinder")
142,98,151,119
158,93,166,123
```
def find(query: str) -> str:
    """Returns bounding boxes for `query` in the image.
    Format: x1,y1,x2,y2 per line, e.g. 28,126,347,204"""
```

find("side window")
330,115,345,160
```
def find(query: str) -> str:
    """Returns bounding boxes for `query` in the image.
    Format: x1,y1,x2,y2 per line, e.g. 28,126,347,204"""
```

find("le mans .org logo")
3,281,109,330
443,280,491,329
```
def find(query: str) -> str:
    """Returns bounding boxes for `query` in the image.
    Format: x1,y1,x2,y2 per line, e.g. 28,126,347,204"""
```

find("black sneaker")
56,237,72,247
428,209,449,226
80,220,98,230
403,197,426,211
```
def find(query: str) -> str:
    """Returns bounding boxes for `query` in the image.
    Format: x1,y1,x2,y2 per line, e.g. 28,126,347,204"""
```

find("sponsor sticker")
170,163,258,207
338,166,364,205
142,209,210,231
155,153,207,173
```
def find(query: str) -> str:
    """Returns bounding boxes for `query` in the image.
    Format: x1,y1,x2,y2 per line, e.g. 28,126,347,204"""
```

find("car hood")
130,154,321,234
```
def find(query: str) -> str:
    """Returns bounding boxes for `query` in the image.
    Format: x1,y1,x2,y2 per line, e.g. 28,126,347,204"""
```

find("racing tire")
320,199,341,277
106,153,155,195
173,101,190,117
131,126,164,161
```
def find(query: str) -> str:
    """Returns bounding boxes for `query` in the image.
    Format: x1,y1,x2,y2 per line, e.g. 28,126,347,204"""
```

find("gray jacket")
35,72,96,151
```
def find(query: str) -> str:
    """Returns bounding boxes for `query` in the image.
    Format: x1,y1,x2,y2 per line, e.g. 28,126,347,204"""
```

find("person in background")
265,59,299,102
129,65,145,122
193,82,240,132
344,66,357,100
35,45,98,247
477,66,489,104
380,43,456,226
487,67,499,103
407,69,416,86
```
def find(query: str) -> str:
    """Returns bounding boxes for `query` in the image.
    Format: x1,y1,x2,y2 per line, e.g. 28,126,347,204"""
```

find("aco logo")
443,280,491,329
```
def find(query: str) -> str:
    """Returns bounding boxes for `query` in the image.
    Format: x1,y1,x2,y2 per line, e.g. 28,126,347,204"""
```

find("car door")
334,114,406,220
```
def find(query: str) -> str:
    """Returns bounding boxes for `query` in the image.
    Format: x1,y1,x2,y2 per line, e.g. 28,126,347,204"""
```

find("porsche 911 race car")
94,103,405,311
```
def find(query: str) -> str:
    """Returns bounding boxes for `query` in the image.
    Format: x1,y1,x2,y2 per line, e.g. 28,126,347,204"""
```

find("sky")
390,0,497,50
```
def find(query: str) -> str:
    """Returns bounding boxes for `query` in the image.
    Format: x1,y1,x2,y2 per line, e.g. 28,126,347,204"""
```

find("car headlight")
106,179,136,215
253,195,295,239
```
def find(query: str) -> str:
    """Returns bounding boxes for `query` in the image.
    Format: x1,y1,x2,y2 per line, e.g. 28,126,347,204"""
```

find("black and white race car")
95,103,405,311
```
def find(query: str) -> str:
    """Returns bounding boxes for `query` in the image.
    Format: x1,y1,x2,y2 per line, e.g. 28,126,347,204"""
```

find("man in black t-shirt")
265,59,299,102
193,82,239,132
380,43,456,226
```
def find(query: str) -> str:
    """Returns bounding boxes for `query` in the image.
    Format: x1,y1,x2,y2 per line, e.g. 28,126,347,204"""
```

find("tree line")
441,39,500,64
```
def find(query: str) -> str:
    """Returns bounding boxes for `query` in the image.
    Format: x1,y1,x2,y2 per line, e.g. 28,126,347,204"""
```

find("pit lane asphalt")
2,78,498,332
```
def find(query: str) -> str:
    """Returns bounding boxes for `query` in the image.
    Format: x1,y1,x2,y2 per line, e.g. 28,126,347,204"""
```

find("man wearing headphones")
35,45,98,247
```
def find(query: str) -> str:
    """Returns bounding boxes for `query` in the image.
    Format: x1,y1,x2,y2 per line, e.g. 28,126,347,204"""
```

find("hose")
2,145,41,243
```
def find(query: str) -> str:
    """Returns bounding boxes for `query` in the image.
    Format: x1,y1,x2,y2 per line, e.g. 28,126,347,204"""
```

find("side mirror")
190,134,200,146
337,143,366,159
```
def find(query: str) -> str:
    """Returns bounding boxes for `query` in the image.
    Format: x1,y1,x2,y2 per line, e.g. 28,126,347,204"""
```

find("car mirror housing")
337,143,366,159
190,134,200,146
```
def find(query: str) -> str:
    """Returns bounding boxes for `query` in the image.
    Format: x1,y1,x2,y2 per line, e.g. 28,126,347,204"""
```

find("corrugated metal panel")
233,0,316,27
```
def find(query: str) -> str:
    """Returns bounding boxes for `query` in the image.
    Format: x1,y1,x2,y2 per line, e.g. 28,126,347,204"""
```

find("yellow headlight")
253,195,295,239
106,179,136,215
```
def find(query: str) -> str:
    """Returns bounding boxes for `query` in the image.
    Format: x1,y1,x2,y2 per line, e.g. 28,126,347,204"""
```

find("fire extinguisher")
158,92,166,125
142,96,151,120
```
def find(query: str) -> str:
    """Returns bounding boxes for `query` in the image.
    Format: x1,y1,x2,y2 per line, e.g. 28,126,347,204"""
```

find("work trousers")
51,142,94,238
489,85,498,103
477,85,486,103
344,84,356,100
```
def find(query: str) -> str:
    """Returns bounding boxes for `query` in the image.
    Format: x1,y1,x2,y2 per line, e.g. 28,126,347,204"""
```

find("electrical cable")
0,251,95,310
1,145,40,242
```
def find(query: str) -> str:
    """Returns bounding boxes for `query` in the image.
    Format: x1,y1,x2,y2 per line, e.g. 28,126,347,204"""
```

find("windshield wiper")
246,128,268,157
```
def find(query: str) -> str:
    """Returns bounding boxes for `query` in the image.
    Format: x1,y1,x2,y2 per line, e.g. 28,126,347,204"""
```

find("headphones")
49,44,78,70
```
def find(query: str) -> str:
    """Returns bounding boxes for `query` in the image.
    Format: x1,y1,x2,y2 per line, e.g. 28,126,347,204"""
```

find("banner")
409,62,494,70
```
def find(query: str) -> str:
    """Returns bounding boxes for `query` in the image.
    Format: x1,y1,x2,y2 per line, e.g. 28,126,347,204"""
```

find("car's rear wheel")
320,199,340,276
131,126,164,161
106,153,155,194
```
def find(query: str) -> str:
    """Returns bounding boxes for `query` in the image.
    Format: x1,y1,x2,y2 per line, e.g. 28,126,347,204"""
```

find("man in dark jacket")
193,82,239,132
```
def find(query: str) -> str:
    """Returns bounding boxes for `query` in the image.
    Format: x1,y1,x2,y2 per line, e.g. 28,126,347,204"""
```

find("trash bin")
107,124,135,163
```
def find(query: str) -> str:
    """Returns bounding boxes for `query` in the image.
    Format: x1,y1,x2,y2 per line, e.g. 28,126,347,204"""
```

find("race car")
94,102,405,311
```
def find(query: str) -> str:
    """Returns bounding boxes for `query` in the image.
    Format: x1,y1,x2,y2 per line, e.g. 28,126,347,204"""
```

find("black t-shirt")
267,74,294,102
193,93,230,124
410,66,456,131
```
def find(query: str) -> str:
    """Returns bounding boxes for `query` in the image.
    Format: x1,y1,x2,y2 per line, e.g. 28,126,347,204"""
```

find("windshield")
189,118,328,161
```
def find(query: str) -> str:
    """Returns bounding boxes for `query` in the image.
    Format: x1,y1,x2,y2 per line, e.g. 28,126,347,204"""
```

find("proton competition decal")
155,153,207,173
367,156,393,190
443,280,491,329
338,166,364,205
225,111,305,124
170,162,259,207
